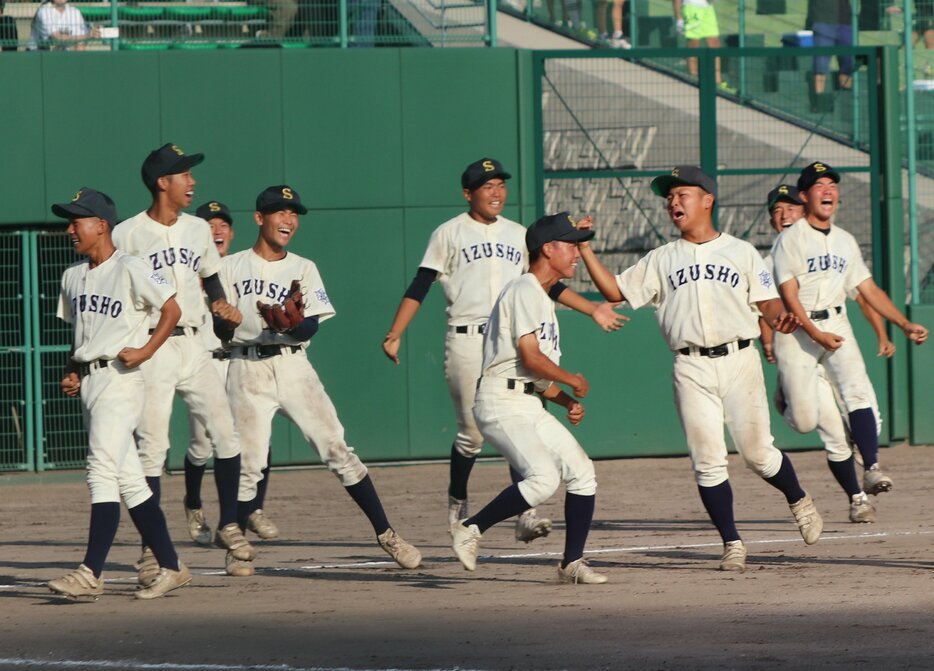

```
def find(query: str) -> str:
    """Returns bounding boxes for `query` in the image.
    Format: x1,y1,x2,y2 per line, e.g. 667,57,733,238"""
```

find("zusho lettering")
806,254,848,275
667,263,740,290
460,243,523,265
234,279,291,303
538,321,560,350
72,294,123,318
148,247,202,272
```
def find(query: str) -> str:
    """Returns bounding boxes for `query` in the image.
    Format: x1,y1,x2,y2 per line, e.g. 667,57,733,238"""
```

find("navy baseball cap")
526,212,595,253
51,187,118,226
141,143,204,190
461,158,511,191
196,200,233,225
651,166,718,199
767,184,804,210
797,161,840,191
256,185,308,215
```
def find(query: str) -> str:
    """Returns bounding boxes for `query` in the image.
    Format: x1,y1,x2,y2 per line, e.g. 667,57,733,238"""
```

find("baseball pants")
136,331,240,477
674,344,784,487
187,356,230,467
227,347,368,502
81,361,152,508
473,378,596,507
444,329,485,458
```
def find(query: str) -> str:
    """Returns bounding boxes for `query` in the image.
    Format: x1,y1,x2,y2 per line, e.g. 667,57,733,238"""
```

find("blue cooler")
781,31,814,47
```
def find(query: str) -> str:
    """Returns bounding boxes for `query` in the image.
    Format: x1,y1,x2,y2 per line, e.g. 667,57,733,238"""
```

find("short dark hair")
528,248,542,264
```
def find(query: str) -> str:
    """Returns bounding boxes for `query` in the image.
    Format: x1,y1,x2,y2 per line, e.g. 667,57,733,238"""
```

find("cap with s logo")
796,161,841,191
766,184,804,210
650,165,718,199
255,185,308,215
461,158,512,191
195,200,233,225
525,211,595,253
51,187,118,226
141,142,205,190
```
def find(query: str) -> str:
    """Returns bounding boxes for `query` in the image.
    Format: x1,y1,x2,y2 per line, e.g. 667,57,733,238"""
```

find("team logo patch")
759,270,773,288
314,288,330,305
150,271,169,286
778,186,788,195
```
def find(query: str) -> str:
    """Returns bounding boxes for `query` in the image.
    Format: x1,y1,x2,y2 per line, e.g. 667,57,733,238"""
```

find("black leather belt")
149,326,197,337
77,359,109,378
678,339,751,358
506,379,535,394
453,324,486,335
212,349,231,361
809,306,843,321
239,344,301,359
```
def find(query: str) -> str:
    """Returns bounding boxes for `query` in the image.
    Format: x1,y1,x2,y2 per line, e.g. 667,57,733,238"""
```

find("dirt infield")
2,443,934,671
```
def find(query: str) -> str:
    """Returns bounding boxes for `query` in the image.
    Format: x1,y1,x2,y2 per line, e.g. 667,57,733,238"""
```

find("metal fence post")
488,0,497,47
904,0,920,303
698,49,718,228
339,0,348,48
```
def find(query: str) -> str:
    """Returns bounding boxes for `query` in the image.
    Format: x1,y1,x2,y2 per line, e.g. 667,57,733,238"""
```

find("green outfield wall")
0,47,926,473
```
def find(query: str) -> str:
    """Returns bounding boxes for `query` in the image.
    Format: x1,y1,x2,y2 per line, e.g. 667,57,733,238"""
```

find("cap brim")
259,202,308,215
466,171,511,190
51,202,96,220
650,175,685,197
768,195,803,209
170,153,204,175
557,229,595,244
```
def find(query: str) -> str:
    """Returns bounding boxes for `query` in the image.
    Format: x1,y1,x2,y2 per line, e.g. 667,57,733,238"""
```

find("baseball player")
112,144,256,579
761,185,887,523
771,162,929,502
183,201,279,546
48,188,190,600
451,212,607,584
382,158,624,541
218,185,422,573
579,166,824,573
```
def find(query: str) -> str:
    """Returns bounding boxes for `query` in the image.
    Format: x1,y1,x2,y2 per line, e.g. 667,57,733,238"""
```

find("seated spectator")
883,1,934,49
27,0,97,51
1,0,19,51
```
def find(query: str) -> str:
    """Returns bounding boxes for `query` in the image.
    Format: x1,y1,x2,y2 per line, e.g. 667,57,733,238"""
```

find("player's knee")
121,483,153,509
785,405,819,434
454,435,483,459
329,454,368,487
518,470,561,507
87,474,121,505
565,458,597,497
743,446,782,478
694,465,729,488
185,446,210,467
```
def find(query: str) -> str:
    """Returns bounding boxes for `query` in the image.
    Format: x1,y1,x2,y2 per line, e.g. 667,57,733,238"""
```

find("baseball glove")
257,280,305,333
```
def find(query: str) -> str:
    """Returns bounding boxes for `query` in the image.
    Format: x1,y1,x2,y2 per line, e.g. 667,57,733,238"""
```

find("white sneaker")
135,562,191,600
225,551,256,577
514,508,552,543
214,523,257,561
247,509,280,539
135,547,159,587
447,496,468,532
184,503,213,547
451,521,482,571
377,528,422,569
719,540,747,572
789,493,823,545
609,31,630,48
849,492,876,523
48,564,103,600
864,464,893,495
558,557,607,584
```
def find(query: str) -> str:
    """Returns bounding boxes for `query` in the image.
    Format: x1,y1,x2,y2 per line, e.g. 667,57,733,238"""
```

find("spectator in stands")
255,0,299,38
883,0,934,49
806,0,855,95
350,0,379,47
673,0,731,91
27,0,97,50
1,0,19,51
596,0,629,48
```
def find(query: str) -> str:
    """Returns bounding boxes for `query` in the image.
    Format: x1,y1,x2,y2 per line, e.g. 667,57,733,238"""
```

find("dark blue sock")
183,456,206,510
698,481,740,543
509,466,524,485
448,444,475,500
145,476,161,506
237,498,257,531
827,456,861,498
345,475,390,536
128,496,179,571
465,483,530,534
764,452,807,504
82,502,120,578
255,453,271,510
562,493,595,567
849,408,879,469
213,455,241,527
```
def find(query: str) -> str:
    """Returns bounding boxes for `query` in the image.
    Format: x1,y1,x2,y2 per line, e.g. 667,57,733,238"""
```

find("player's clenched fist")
212,298,242,328
770,311,799,334
61,371,80,397
901,322,929,345
814,330,845,351
382,333,401,364
567,401,585,426
570,373,589,398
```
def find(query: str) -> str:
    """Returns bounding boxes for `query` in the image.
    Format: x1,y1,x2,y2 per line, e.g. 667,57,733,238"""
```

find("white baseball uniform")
112,211,240,476
219,249,368,502
473,273,596,506
58,250,175,506
616,233,785,487
764,249,879,461
186,303,229,467
771,219,879,435
419,212,527,458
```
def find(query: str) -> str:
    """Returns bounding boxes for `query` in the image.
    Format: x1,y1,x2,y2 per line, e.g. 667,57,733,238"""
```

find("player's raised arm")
573,224,625,302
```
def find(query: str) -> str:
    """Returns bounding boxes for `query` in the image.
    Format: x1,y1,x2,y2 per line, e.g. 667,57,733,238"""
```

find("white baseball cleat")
790,493,823,545
849,492,876,523
225,551,256,577
184,503,213,547
135,562,191,600
247,509,280,540
135,547,160,587
451,521,482,571
48,564,103,601
214,523,257,561
558,557,607,584
864,464,893,495
447,496,469,533
515,508,552,543
719,540,747,572
377,528,422,569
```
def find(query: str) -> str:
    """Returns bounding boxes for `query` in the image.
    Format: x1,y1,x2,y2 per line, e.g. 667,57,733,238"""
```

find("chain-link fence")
0,0,491,49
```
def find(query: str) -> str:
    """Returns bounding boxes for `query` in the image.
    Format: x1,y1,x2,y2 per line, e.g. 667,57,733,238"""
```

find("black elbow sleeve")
403,267,437,303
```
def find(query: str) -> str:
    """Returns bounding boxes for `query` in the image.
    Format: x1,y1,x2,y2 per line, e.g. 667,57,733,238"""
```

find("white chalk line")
0,661,485,671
